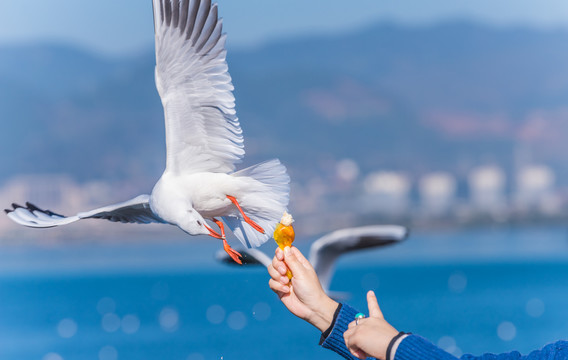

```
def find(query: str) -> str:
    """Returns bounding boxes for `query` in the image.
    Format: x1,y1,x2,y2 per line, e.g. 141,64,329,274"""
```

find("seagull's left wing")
153,0,244,175
5,195,165,228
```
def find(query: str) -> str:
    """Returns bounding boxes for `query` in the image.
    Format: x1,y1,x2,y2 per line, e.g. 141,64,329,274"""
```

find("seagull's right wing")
310,225,408,292
5,195,166,228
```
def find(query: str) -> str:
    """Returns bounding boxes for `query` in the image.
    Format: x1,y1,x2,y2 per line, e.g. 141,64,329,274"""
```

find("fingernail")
278,266,286,274
284,247,291,255
281,276,289,284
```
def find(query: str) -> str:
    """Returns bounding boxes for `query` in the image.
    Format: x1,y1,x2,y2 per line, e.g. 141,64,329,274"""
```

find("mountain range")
1,21,568,191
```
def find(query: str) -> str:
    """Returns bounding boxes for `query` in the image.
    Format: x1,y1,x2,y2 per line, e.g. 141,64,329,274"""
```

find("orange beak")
205,224,223,239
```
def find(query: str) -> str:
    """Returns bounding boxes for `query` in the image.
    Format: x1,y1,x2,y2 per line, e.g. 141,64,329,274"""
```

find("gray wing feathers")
310,225,408,292
77,195,164,224
5,195,165,228
153,0,243,175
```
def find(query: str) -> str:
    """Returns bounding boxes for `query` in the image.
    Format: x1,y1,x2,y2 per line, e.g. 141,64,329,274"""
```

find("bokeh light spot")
57,318,77,339
102,313,121,333
252,302,271,321
526,298,545,318
160,307,180,332
206,304,226,324
186,353,205,360
98,345,118,360
227,311,247,330
497,321,517,341
43,353,63,360
448,271,467,293
121,314,140,334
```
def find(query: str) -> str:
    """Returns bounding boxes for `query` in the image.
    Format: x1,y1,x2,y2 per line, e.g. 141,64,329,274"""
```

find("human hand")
343,291,399,360
268,246,338,331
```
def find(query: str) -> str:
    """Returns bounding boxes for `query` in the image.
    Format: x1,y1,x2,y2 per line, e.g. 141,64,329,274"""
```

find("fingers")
275,247,284,261
272,254,288,277
344,328,368,360
268,262,290,285
268,278,290,295
367,290,384,319
351,348,367,359
291,246,313,269
283,246,310,275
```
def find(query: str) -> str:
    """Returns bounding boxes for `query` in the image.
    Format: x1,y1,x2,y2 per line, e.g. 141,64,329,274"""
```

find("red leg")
212,218,226,239
212,217,242,265
226,195,265,234
223,239,243,265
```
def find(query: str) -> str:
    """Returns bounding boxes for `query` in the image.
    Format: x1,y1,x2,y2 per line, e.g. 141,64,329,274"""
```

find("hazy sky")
0,0,567,56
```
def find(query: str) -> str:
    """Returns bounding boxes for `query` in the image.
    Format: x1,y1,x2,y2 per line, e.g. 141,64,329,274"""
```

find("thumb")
283,246,306,275
367,290,384,319
291,246,313,270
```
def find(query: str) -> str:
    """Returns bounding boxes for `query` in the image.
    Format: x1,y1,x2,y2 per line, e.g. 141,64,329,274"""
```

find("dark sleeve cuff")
319,303,342,345
395,334,459,360
320,303,360,359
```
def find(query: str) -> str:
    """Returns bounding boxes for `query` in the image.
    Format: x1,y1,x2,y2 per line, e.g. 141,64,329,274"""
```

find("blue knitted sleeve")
319,302,568,360
395,335,460,360
397,335,568,360
320,303,362,360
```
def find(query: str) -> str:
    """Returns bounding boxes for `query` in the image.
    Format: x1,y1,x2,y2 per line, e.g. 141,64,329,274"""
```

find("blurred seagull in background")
5,0,290,264
216,225,408,296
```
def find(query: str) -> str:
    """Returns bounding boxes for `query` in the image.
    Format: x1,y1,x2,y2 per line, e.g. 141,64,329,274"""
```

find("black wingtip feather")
11,203,23,209
172,0,181,28
25,202,40,211
4,209,11,214
179,0,189,33
164,0,173,26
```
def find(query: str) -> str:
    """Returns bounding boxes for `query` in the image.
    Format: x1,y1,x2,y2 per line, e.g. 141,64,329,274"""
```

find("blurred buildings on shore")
0,159,566,241
287,158,568,236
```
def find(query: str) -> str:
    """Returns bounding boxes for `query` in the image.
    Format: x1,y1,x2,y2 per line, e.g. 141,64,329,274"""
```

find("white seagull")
216,225,408,295
5,0,290,264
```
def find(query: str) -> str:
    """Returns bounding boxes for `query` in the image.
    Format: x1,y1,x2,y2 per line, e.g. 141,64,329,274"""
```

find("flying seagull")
5,0,290,264
216,225,408,295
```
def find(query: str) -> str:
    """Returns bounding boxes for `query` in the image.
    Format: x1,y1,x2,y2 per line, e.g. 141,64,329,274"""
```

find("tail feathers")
222,216,275,248
228,159,290,248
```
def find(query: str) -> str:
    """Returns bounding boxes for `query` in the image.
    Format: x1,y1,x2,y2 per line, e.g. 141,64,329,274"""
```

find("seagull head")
181,209,223,239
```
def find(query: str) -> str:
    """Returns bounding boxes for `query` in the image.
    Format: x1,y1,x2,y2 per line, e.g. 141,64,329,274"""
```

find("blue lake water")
1,225,568,360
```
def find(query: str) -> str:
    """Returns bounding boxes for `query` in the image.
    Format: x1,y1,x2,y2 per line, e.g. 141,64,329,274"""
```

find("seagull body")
5,0,290,263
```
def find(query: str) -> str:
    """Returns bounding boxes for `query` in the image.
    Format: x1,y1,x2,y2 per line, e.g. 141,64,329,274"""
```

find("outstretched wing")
310,225,408,292
5,195,165,228
153,0,244,175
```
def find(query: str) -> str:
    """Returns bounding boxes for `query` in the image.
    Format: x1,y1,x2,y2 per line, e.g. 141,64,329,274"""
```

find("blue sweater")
320,303,568,360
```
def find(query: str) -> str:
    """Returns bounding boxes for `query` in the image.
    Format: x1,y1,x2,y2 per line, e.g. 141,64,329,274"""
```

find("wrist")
389,334,408,360
307,295,338,332
386,332,409,360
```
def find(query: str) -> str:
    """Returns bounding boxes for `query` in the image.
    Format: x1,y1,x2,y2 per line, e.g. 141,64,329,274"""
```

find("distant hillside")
1,21,567,187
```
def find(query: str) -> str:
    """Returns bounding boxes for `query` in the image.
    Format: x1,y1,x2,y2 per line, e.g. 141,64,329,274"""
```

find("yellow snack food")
273,211,295,280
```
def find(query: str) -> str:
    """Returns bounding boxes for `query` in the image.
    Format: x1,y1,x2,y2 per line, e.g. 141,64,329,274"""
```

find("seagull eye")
197,220,202,226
